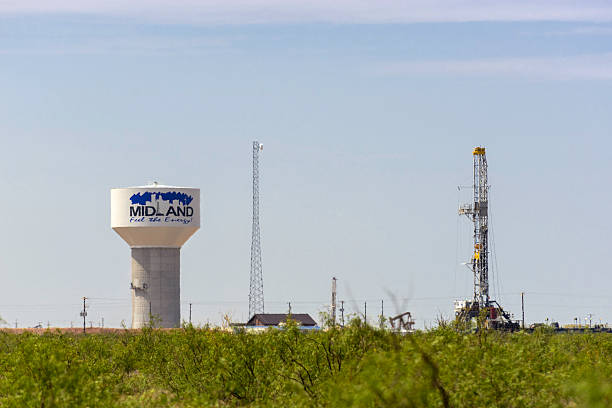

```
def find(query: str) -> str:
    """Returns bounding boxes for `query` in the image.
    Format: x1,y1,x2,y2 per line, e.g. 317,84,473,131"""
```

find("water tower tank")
111,184,200,328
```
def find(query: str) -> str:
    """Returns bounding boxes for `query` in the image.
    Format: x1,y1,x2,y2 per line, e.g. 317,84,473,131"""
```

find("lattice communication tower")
249,141,265,318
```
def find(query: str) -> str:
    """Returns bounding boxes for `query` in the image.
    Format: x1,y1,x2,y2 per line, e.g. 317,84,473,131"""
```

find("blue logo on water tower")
129,191,193,206
128,191,194,220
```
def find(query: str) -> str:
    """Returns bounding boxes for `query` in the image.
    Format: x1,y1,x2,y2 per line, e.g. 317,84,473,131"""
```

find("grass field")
1,319,611,407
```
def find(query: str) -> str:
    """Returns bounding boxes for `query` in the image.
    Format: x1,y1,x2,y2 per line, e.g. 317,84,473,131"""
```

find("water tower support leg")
131,247,180,328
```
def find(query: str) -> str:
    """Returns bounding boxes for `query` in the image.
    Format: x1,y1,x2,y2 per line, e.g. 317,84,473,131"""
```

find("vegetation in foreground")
1,319,612,407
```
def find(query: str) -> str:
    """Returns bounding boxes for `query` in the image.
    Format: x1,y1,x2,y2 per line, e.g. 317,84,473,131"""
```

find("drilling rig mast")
459,147,489,306
249,141,265,318
457,147,518,330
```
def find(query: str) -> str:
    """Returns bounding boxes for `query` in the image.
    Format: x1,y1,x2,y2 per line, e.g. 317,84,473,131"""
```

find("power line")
5,292,612,311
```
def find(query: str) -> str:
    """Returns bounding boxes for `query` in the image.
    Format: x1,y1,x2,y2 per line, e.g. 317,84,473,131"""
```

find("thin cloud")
375,53,612,80
546,25,612,35
2,0,612,24
0,34,239,55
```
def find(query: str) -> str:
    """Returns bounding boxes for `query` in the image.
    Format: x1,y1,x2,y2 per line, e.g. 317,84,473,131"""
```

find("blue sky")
1,1,612,328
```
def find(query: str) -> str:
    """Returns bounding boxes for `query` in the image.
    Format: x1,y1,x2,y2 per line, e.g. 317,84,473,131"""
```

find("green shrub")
2,324,612,406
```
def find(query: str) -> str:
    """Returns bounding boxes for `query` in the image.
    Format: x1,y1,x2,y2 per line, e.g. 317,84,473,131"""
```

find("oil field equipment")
456,147,519,330
389,312,415,333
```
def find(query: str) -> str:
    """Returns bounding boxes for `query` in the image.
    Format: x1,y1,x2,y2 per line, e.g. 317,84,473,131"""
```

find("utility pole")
521,292,525,329
364,301,367,324
80,297,87,333
331,277,337,327
287,302,292,315
381,299,384,317
249,141,265,318
340,300,345,327
589,313,592,328
189,303,192,324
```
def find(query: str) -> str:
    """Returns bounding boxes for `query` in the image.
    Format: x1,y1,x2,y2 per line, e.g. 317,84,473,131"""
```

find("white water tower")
111,183,200,328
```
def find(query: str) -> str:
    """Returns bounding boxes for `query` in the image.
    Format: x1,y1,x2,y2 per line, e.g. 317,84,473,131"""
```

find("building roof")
246,313,317,327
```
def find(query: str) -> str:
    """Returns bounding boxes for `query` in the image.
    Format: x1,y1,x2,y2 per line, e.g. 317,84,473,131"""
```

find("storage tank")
111,183,200,328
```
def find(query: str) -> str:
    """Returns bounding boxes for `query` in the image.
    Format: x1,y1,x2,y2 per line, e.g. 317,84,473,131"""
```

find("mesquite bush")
1,321,612,407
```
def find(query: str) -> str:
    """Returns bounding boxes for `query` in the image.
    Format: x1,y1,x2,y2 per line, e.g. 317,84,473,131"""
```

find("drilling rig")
456,147,519,330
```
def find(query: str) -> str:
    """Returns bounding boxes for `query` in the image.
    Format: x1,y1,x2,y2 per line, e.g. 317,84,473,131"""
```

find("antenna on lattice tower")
249,141,265,318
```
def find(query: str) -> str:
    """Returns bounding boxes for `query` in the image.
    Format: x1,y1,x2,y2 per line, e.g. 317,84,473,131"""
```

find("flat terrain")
1,321,611,407
0,328,178,335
